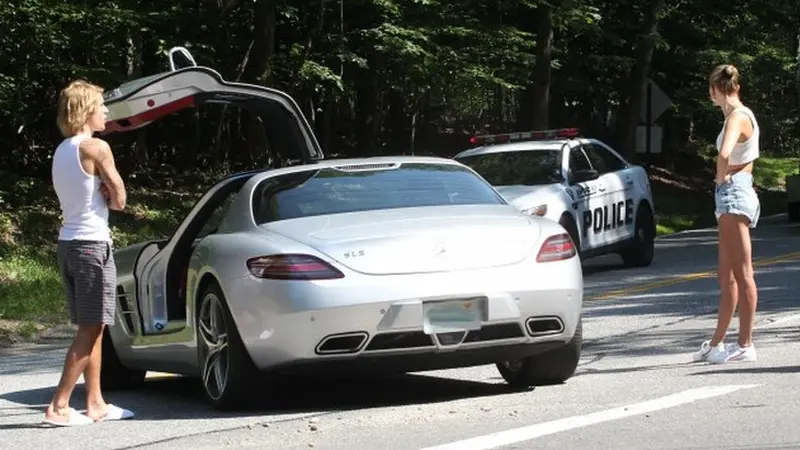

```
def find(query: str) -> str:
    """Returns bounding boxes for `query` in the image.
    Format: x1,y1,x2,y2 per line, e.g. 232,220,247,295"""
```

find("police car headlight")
521,204,548,217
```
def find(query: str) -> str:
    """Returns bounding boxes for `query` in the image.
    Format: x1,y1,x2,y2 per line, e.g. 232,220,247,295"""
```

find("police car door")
567,145,613,251
581,142,635,244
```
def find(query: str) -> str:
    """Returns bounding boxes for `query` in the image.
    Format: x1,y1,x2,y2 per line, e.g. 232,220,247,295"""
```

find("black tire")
620,203,655,267
196,282,261,411
789,202,800,222
496,319,582,387
100,328,146,390
559,214,581,256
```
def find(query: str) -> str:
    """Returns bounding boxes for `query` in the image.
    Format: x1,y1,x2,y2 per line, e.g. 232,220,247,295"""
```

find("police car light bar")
469,127,580,146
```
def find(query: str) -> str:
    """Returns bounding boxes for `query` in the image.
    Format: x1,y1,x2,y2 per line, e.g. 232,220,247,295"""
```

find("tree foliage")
1,0,798,179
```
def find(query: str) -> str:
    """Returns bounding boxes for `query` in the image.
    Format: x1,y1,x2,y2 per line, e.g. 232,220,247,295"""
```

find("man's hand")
99,182,111,201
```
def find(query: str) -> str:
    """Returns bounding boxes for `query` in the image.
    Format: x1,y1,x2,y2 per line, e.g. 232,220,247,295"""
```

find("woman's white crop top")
716,106,759,166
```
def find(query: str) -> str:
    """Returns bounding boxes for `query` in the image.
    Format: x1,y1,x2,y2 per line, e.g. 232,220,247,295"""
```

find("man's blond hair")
56,80,105,137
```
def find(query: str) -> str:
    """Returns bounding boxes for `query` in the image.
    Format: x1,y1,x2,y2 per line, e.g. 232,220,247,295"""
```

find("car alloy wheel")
198,292,230,401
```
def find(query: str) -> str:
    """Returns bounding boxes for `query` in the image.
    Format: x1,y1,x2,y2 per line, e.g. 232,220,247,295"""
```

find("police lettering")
582,198,634,237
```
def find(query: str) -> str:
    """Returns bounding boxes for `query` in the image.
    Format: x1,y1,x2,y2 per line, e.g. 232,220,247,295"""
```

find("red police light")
468,128,580,147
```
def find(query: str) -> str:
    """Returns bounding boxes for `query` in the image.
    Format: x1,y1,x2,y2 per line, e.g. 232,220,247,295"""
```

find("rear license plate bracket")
422,298,484,335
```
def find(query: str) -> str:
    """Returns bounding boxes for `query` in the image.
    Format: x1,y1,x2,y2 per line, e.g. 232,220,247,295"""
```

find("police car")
454,128,656,267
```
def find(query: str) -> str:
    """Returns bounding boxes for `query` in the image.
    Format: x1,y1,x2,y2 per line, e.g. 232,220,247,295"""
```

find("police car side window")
583,144,626,174
569,148,592,172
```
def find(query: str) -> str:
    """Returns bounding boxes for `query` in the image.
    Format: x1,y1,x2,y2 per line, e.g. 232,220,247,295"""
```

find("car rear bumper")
265,340,570,376
226,258,583,371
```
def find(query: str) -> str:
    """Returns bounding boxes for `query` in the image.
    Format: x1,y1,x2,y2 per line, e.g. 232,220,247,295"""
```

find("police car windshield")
457,149,563,186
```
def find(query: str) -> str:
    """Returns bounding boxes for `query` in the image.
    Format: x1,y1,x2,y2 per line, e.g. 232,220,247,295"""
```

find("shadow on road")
0,370,525,426
689,365,800,376
570,324,798,379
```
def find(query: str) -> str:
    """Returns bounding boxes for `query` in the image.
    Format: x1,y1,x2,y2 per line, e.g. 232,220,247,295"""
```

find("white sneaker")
707,342,757,364
692,340,725,362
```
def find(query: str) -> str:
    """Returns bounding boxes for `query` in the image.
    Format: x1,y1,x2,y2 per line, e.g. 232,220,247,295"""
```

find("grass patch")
753,157,800,190
0,254,66,322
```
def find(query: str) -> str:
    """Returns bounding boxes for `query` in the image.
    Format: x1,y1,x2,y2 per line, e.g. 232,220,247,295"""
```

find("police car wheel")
789,202,800,222
620,204,655,267
558,214,580,252
496,319,582,387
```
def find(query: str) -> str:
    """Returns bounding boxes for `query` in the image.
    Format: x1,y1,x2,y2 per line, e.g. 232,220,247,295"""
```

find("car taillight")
246,254,345,280
536,233,576,263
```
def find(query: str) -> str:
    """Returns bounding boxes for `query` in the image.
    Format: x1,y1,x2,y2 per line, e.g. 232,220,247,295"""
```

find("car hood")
494,184,563,207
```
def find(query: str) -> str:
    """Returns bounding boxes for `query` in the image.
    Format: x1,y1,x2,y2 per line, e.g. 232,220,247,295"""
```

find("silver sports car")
99,48,584,411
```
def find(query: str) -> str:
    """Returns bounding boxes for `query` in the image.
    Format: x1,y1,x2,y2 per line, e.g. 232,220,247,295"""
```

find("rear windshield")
456,149,564,186
251,162,505,223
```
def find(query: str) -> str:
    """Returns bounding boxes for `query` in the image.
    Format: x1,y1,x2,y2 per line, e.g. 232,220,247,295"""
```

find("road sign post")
636,78,672,155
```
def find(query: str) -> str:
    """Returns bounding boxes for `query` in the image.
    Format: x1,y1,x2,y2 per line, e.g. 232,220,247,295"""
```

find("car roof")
454,139,587,159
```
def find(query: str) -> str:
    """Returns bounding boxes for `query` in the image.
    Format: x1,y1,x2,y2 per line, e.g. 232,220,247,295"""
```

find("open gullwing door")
102,46,324,164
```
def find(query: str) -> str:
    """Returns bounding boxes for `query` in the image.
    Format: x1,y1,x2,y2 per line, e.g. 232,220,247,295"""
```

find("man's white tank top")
51,135,111,242
716,106,760,166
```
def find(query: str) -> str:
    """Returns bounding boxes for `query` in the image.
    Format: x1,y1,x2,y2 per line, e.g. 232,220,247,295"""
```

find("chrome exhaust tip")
525,316,565,336
315,331,369,355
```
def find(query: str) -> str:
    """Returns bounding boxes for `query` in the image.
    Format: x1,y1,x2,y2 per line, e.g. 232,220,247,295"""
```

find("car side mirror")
571,169,600,184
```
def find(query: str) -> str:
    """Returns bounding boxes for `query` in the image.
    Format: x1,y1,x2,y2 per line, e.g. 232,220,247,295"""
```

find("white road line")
419,384,760,450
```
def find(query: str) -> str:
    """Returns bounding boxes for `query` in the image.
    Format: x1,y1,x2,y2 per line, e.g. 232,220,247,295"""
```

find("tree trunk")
619,0,666,160
531,5,553,130
241,0,277,85
795,32,800,112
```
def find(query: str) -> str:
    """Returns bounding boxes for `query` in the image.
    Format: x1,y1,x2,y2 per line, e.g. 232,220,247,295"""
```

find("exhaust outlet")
315,331,369,355
525,316,565,336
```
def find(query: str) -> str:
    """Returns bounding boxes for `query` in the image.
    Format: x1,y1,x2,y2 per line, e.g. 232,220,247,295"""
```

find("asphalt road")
2,214,800,450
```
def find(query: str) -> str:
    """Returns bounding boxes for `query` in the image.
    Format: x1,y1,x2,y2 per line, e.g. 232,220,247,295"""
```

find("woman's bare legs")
720,214,758,346
710,223,738,347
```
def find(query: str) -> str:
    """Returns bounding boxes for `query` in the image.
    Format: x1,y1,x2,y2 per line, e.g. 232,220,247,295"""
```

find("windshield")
456,149,564,186
252,162,505,224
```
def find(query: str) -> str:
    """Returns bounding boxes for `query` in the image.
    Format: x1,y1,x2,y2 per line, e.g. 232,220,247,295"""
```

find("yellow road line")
587,250,800,301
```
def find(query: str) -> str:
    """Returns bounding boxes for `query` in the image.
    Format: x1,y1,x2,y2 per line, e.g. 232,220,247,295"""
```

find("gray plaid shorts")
57,240,117,326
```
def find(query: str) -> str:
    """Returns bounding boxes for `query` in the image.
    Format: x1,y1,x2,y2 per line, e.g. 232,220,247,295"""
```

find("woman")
692,64,760,364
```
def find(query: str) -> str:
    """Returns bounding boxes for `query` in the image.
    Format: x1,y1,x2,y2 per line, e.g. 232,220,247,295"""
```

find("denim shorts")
715,171,760,228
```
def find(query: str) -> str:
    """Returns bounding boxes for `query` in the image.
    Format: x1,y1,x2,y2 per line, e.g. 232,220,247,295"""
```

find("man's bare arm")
83,138,127,211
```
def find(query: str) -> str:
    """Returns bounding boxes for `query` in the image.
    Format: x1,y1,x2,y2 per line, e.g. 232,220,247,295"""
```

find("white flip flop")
97,404,135,421
42,408,94,427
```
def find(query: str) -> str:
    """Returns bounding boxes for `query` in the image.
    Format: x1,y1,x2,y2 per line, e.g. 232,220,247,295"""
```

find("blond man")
44,80,134,426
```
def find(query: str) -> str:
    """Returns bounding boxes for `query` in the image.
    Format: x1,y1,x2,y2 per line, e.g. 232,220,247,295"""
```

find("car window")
456,149,563,186
198,192,238,238
251,162,505,224
583,144,626,174
569,147,592,173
